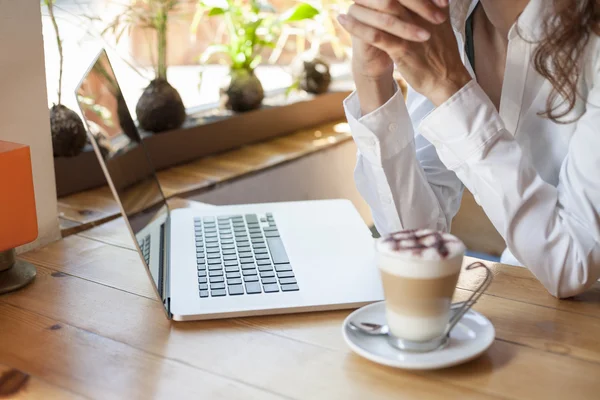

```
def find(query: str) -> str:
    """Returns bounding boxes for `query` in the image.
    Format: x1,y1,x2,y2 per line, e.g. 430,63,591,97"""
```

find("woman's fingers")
353,0,407,15
352,0,428,39
398,0,448,24
347,4,430,42
337,13,407,55
349,0,448,32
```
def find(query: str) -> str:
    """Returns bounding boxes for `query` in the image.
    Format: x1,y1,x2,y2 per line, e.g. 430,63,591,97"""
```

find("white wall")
0,0,60,251
191,141,374,227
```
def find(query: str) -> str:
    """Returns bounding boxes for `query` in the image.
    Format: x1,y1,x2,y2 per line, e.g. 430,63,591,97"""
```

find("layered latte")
377,229,465,342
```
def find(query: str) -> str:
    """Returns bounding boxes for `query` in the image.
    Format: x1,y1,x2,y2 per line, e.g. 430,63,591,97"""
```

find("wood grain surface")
57,121,353,236
0,363,83,400
2,199,599,399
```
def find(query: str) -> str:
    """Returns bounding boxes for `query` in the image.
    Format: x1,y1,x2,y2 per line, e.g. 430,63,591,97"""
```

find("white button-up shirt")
344,0,600,297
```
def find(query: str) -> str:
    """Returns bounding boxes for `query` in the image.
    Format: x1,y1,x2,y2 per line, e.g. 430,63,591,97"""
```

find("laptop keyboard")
139,234,151,265
195,213,299,297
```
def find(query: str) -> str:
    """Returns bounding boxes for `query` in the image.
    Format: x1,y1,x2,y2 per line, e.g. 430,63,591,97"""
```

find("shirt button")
388,123,398,132
364,138,377,148
379,192,392,205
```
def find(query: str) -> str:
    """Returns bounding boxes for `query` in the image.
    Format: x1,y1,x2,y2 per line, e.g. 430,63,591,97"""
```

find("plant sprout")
44,0,64,104
101,0,187,133
102,0,184,80
194,0,319,71
43,0,88,157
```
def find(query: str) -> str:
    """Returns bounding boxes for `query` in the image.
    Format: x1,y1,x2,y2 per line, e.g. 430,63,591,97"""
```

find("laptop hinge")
163,213,172,319
165,293,172,319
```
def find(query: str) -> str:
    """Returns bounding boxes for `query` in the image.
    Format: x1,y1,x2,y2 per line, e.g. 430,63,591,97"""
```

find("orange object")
0,141,38,251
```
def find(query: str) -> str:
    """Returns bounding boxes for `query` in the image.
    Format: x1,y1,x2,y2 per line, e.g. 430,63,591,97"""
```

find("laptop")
75,50,383,320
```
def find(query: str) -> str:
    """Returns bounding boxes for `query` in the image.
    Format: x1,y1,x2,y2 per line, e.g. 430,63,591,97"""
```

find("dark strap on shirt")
465,8,476,70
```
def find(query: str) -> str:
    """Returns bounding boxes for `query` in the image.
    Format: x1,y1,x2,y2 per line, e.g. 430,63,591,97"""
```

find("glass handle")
445,262,493,336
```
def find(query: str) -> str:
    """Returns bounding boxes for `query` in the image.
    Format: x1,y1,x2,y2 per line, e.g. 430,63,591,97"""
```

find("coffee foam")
378,229,465,260
377,229,465,279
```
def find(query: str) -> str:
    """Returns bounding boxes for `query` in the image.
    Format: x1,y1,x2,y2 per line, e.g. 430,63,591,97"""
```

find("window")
41,0,351,123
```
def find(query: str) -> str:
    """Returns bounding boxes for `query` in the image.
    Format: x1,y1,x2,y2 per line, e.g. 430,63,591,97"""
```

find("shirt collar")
450,0,548,42
510,0,548,41
449,0,478,42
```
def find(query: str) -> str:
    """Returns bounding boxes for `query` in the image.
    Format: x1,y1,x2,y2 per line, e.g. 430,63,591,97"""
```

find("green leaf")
199,0,229,9
250,0,261,14
199,44,231,64
251,0,275,13
257,39,276,49
208,7,226,16
249,55,262,70
280,3,319,22
285,80,300,97
234,52,247,65
244,18,263,42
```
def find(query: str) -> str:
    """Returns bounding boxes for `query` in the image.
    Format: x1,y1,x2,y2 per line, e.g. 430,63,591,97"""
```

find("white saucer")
342,301,495,370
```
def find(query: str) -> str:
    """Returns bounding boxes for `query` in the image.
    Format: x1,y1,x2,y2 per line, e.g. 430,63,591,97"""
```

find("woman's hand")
349,0,448,80
339,0,472,106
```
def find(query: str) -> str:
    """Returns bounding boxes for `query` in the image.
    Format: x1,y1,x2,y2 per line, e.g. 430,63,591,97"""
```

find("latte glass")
376,229,466,342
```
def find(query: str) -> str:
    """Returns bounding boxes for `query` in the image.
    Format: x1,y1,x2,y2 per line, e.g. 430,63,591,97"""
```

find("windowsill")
57,119,353,236
55,78,353,197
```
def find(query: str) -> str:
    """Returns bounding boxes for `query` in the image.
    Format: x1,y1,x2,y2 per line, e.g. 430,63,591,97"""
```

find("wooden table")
2,200,600,399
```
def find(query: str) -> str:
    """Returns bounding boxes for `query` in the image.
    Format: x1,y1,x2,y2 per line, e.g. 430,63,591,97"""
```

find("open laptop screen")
75,50,169,303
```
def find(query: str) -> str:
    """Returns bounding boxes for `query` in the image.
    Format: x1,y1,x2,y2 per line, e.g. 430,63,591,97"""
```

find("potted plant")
195,0,319,112
288,0,354,94
44,0,88,158
291,51,332,95
272,0,348,95
104,0,186,133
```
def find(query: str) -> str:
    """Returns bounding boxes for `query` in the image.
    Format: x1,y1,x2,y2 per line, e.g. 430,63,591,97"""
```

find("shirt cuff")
418,80,505,169
344,81,414,165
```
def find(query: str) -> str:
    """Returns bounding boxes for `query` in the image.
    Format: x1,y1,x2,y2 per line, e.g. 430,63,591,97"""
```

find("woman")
337,0,600,298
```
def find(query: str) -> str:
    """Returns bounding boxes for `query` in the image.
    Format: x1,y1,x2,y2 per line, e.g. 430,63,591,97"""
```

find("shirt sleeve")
343,82,464,236
419,79,600,298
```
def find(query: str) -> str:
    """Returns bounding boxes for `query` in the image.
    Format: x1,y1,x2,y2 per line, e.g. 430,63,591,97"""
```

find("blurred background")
41,0,353,123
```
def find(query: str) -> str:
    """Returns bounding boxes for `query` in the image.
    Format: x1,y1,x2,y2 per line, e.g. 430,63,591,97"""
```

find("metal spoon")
349,321,390,336
348,301,467,337
348,320,450,352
